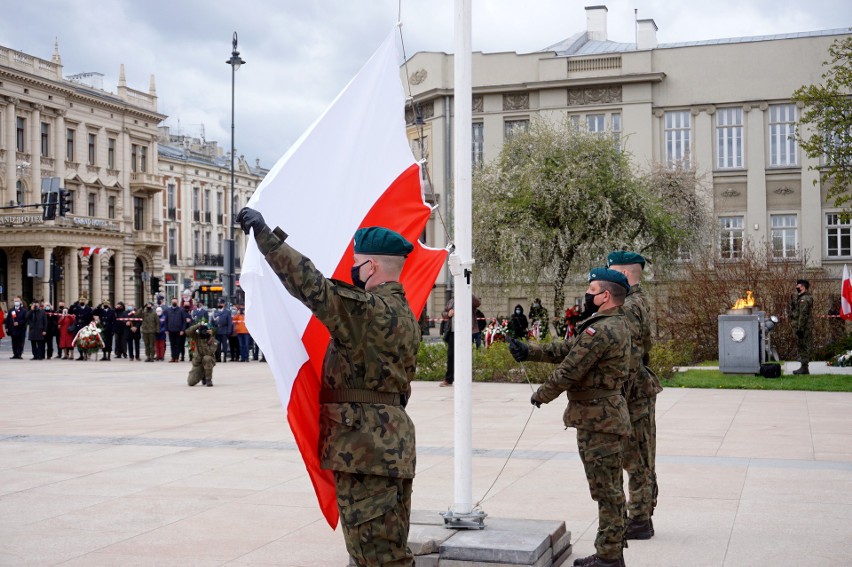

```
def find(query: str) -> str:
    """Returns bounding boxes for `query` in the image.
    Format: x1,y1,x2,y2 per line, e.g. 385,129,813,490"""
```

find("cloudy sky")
3,0,849,168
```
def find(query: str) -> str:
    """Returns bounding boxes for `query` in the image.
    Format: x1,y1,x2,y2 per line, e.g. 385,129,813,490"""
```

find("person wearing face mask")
57,305,75,359
213,300,233,363
607,251,662,541
164,298,187,362
155,306,167,361
70,298,93,360
508,304,529,340
44,302,59,360
528,298,550,339
790,279,814,375
233,306,250,362
238,207,420,567
27,301,48,360
113,302,128,359
508,268,632,567
93,300,116,361
5,296,29,359
141,303,159,362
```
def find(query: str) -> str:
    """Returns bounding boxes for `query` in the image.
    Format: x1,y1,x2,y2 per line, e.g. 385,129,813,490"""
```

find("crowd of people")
1,295,265,364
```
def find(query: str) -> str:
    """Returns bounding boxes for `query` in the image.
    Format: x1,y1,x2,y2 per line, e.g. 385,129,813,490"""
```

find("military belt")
320,389,405,406
565,389,620,401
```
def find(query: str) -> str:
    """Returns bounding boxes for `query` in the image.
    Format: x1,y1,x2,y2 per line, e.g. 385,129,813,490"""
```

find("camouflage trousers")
577,428,627,560
796,333,812,365
143,333,156,360
335,471,414,567
187,356,214,386
624,399,658,521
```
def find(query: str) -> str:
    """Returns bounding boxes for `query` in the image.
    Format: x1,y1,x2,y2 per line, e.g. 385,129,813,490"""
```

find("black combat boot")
573,554,625,567
206,378,213,387
625,517,654,540
792,363,810,375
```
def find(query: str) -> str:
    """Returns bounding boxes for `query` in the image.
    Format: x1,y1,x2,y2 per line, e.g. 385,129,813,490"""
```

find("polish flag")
841,265,852,321
81,246,107,256
240,31,447,529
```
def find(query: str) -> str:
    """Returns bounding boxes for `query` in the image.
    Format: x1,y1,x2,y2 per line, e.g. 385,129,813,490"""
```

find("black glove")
796,329,804,339
530,392,542,408
236,207,266,236
642,352,650,367
507,337,529,362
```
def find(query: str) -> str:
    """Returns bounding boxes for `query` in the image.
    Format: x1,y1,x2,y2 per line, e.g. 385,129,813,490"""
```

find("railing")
194,254,224,266
167,208,177,220
567,55,622,73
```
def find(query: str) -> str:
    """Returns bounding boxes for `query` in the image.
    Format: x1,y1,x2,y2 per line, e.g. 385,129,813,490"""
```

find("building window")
665,111,691,166
131,144,138,172
67,189,75,214
140,146,148,172
87,192,96,217
826,213,852,257
16,180,23,205
769,104,797,166
770,214,797,258
504,119,529,140
16,116,25,152
612,113,622,146
87,133,96,165
108,196,116,219
216,192,223,224
108,138,116,169
218,233,224,255
587,114,605,133
167,183,176,209
66,129,75,161
205,231,211,255
168,228,177,261
472,122,484,168
134,197,144,230
40,122,50,157
716,107,743,169
719,216,744,259
204,189,210,212
193,230,200,257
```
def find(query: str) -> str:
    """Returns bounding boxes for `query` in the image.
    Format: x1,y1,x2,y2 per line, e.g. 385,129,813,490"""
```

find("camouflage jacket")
256,226,420,479
790,291,814,334
140,309,159,334
622,285,663,420
529,306,632,435
186,323,218,359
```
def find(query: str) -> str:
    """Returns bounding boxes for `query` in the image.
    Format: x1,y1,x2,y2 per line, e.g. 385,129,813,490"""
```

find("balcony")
130,172,164,195
167,207,177,220
194,254,224,266
204,211,211,224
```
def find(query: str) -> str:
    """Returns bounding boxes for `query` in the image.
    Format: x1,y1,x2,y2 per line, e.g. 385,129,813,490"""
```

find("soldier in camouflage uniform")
186,322,217,387
608,251,662,540
237,207,419,567
791,279,814,375
509,268,632,567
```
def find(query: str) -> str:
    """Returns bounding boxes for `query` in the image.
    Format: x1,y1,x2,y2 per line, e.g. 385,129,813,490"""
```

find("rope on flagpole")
397,0,454,249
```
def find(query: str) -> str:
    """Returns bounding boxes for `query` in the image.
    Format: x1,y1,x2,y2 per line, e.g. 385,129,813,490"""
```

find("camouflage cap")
354,227,413,257
588,266,630,291
607,250,645,268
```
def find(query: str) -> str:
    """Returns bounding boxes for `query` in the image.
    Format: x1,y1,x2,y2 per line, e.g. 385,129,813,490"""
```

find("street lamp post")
225,31,246,308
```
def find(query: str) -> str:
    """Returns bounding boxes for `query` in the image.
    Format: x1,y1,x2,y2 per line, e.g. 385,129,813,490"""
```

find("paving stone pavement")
1,347,851,566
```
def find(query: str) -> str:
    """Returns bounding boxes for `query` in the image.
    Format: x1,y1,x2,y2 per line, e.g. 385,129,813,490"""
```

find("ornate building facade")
0,43,164,308
157,127,267,303
404,6,851,318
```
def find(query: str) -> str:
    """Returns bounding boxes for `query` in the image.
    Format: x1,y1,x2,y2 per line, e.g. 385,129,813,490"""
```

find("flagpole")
442,0,484,529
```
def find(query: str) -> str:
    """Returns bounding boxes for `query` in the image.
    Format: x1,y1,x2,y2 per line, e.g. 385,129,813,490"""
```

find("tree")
472,117,700,316
792,36,852,209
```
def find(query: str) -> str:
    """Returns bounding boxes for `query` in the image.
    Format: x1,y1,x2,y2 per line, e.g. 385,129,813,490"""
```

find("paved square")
1,348,851,566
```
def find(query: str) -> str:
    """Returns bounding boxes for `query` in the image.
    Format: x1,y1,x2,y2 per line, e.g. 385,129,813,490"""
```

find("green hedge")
416,340,555,384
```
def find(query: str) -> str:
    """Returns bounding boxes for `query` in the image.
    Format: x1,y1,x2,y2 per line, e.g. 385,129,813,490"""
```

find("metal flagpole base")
440,509,487,530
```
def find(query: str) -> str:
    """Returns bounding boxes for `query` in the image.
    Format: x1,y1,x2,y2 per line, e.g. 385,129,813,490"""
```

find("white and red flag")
240,31,447,529
81,246,108,256
841,265,852,321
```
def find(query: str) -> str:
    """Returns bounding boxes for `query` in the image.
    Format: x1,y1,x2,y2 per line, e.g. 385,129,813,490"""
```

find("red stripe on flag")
286,163,447,529
842,278,852,321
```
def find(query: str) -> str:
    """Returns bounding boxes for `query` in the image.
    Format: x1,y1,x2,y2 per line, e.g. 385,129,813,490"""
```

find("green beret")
354,227,413,256
588,267,630,291
607,250,645,269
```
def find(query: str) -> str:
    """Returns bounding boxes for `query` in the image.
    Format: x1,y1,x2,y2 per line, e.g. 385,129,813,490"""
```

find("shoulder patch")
585,327,597,336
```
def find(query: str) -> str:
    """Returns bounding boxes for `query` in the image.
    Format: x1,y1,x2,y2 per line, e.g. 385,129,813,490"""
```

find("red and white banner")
81,246,108,256
241,31,447,529
841,264,852,321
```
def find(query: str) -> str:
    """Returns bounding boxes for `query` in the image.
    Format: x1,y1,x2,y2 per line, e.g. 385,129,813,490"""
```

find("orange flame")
731,290,755,309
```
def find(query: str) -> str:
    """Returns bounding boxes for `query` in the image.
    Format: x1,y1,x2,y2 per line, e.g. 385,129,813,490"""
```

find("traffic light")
51,264,63,282
59,189,71,217
43,192,57,221
150,276,160,294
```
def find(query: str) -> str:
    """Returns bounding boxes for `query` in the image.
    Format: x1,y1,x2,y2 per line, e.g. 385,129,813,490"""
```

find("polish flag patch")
585,327,597,336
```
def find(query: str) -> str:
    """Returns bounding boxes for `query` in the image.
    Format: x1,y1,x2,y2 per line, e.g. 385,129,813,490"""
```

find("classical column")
68,248,79,303
42,246,54,304
745,103,768,246
54,110,66,182
114,248,124,303
4,97,17,206
30,104,42,204
91,253,102,305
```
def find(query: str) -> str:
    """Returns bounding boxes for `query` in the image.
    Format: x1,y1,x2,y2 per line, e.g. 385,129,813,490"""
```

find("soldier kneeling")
187,323,217,387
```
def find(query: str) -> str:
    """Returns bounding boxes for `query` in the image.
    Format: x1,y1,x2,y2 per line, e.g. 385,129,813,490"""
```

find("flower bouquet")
72,322,105,358
827,349,852,367
484,318,510,348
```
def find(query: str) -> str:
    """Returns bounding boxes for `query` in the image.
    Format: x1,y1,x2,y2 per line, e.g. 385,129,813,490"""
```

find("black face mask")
350,260,370,290
582,291,605,319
